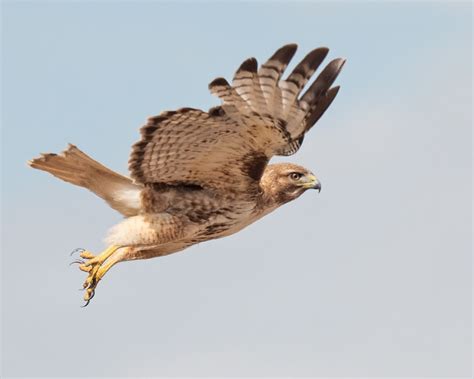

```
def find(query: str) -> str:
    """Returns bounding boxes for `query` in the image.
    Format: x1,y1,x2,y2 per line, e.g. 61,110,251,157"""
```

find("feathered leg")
74,213,192,305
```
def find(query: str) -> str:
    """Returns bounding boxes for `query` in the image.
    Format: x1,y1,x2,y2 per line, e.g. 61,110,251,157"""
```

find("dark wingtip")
282,43,298,51
270,43,298,63
328,85,341,96
304,47,330,65
208,77,229,89
331,58,346,74
305,85,342,130
325,58,346,86
289,46,330,79
238,57,258,73
308,57,346,97
307,46,329,57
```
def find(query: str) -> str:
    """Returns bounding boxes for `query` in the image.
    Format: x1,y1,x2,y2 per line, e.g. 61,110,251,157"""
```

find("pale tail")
29,144,141,216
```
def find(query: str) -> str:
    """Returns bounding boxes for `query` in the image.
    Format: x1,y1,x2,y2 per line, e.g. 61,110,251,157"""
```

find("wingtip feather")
238,57,258,73
208,77,230,89
270,43,298,63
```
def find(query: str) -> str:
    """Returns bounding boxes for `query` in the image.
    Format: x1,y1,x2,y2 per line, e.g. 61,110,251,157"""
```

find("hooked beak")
302,174,321,193
312,180,322,193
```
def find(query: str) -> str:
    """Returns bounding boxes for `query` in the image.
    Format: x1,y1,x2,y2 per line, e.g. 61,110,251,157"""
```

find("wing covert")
129,108,276,195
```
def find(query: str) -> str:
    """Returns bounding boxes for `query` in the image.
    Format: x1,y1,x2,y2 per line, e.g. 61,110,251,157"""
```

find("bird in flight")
29,44,345,305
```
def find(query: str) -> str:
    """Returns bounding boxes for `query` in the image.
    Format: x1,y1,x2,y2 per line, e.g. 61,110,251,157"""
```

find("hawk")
29,44,345,305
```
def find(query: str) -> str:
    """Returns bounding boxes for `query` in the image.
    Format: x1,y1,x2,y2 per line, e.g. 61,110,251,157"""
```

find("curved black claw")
81,290,95,307
70,248,85,256
69,259,85,266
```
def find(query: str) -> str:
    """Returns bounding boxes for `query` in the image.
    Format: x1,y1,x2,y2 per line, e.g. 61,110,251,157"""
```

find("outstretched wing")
129,44,344,195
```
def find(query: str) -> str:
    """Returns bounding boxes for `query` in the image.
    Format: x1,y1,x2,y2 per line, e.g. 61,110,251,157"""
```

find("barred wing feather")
128,44,344,193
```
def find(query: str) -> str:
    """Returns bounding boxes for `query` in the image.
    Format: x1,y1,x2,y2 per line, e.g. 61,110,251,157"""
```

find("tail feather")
29,144,142,217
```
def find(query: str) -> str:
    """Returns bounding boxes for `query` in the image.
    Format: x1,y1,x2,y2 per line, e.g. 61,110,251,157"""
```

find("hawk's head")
260,163,321,205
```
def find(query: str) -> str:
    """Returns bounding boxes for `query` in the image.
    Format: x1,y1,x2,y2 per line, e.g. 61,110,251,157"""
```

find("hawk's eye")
289,172,302,181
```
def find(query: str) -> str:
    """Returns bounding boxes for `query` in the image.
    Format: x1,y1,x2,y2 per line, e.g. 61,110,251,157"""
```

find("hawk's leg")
74,245,123,306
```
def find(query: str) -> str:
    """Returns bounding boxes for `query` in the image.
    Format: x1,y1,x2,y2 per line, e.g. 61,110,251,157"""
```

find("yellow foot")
70,245,120,306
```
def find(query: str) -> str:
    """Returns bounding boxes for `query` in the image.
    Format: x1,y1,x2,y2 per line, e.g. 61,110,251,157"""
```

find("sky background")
1,1,472,377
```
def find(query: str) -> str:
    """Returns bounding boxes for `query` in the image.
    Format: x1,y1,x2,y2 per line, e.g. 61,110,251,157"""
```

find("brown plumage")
29,44,344,305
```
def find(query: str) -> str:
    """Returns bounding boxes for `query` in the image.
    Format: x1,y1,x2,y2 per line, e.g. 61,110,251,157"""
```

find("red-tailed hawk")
29,44,345,305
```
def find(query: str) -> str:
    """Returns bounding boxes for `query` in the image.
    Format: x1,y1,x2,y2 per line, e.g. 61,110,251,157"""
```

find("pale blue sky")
2,1,472,377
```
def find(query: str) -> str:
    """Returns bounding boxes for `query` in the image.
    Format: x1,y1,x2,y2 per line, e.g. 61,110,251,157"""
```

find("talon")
69,259,85,266
84,288,95,302
75,245,121,305
81,300,91,308
70,248,85,256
